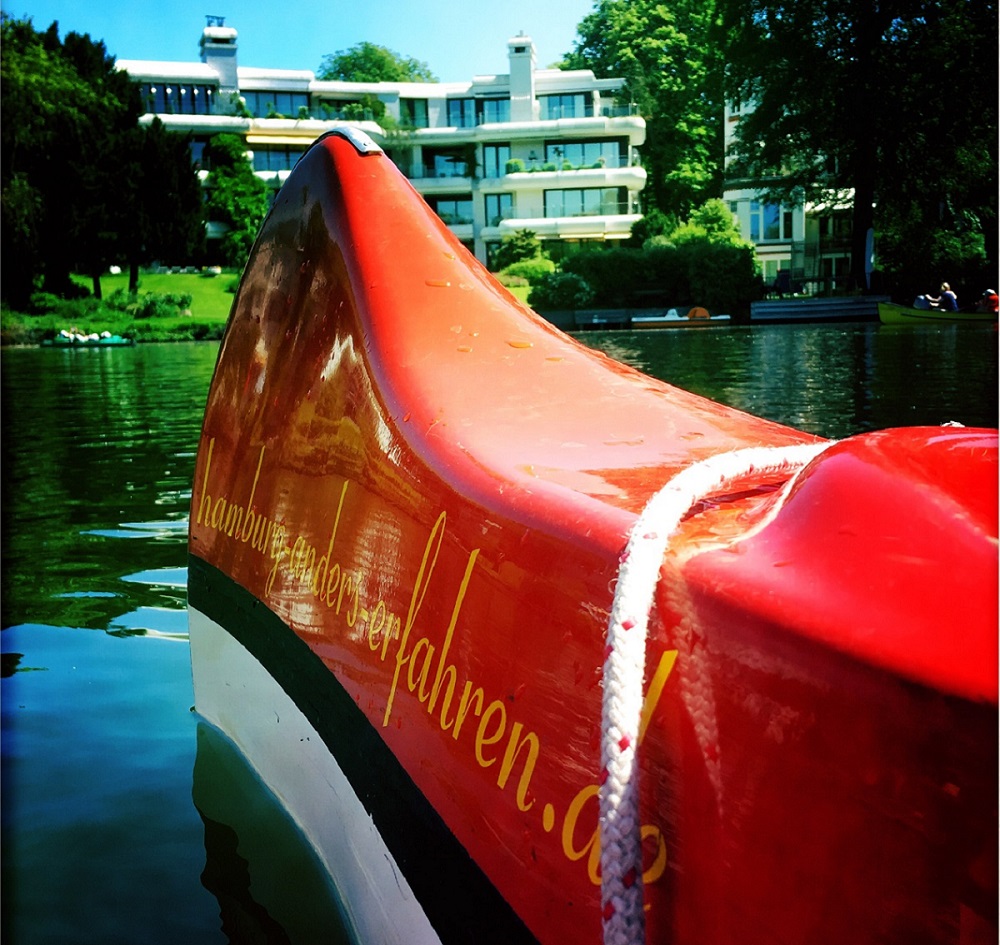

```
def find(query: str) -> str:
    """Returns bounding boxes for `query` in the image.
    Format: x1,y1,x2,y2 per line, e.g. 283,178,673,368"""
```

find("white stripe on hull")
189,605,443,945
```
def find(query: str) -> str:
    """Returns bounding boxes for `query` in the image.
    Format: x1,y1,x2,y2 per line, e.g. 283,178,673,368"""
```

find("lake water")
2,323,996,943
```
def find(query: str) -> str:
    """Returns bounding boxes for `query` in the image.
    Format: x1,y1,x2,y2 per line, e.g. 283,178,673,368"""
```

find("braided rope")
599,442,832,945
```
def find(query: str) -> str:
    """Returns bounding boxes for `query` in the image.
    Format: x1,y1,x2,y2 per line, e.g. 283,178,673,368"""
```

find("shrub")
134,295,179,319
561,248,671,307
500,257,556,283
528,272,595,311
505,158,525,174
492,230,545,271
496,273,529,288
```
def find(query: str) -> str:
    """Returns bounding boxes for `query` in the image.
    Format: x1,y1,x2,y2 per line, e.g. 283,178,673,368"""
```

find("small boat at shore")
188,129,996,945
878,301,999,325
631,307,731,328
42,330,135,347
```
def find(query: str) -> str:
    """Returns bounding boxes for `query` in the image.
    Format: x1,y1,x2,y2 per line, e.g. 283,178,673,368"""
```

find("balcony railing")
545,202,635,219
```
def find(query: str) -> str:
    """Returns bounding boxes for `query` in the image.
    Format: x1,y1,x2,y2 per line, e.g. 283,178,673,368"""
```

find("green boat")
878,302,998,325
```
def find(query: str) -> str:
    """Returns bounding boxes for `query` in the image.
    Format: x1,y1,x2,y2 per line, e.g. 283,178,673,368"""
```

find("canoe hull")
188,131,997,945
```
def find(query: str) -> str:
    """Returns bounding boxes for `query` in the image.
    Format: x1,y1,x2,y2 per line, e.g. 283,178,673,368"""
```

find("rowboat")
631,307,731,328
878,301,998,325
42,330,135,347
187,129,997,945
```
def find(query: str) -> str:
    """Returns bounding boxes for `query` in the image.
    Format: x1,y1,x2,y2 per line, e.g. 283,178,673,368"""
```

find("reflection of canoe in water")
878,301,998,325
192,722,352,943
188,129,997,945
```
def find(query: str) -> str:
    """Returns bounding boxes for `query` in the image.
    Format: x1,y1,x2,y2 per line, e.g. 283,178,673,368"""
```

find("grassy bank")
1,271,536,346
1,270,238,345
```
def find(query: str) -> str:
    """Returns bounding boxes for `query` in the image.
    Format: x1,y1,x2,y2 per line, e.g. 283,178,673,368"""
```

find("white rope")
599,441,833,945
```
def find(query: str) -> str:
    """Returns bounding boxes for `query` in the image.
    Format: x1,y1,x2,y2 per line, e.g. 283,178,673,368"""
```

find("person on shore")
975,289,998,313
925,282,959,311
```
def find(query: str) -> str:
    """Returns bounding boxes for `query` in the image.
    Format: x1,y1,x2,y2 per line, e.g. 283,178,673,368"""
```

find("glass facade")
750,201,793,242
242,91,310,118
399,98,429,128
544,139,626,169
478,98,510,124
251,145,308,172
139,83,216,115
540,93,594,120
429,196,474,225
483,144,511,179
447,98,476,128
484,193,514,227
544,188,628,218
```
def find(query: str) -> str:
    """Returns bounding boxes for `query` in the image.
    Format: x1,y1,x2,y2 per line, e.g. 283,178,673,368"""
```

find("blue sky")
3,0,597,81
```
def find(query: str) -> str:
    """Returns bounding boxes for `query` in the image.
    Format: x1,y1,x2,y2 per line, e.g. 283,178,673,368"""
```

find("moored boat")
187,129,997,945
631,307,731,328
878,301,999,325
42,330,135,347
750,294,889,322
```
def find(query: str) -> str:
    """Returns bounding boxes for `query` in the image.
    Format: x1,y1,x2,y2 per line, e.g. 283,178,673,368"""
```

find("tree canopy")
0,15,204,305
562,0,725,220
318,42,437,82
203,134,271,267
720,0,998,290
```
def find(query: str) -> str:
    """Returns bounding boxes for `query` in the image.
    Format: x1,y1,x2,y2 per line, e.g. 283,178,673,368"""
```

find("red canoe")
187,129,997,945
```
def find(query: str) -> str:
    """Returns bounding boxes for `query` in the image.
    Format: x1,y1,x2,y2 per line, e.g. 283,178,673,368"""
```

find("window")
423,147,472,178
544,139,625,169
447,98,476,128
540,93,593,120
483,144,511,179
400,98,429,128
485,193,514,226
242,91,310,118
141,83,216,116
478,98,510,124
818,214,851,239
750,201,793,242
428,197,474,225
251,145,308,172
544,188,627,217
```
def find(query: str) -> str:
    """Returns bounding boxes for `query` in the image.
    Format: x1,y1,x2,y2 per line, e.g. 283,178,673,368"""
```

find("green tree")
318,42,437,82
492,230,546,271
667,198,747,247
562,0,725,218
203,134,271,267
1,16,142,302
1,16,204,306
721,0,998,291
117,120,206,294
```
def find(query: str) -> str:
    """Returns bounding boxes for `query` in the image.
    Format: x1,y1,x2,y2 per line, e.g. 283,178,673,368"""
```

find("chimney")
200,16,239,101
507,33,536,123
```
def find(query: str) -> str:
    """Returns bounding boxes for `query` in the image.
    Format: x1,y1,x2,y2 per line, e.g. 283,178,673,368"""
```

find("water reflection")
578,323,998,438
192,722,352,944
1,327,996,944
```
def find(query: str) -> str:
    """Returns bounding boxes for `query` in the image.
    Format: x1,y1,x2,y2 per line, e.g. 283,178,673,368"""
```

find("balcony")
481,164,646,192
490,211,641,241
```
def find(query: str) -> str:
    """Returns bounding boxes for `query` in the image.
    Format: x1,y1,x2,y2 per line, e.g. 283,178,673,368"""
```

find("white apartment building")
118,18,647,267
723,101,854,294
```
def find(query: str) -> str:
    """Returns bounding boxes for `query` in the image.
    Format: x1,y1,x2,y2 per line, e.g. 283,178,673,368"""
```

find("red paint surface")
190,133,997,944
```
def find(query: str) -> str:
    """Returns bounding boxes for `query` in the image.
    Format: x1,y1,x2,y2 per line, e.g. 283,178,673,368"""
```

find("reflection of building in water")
118,19,646,267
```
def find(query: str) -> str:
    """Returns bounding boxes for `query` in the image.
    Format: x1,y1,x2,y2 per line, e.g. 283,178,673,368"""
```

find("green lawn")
3,269,533,345
2,269,239,345
74,269,238,321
